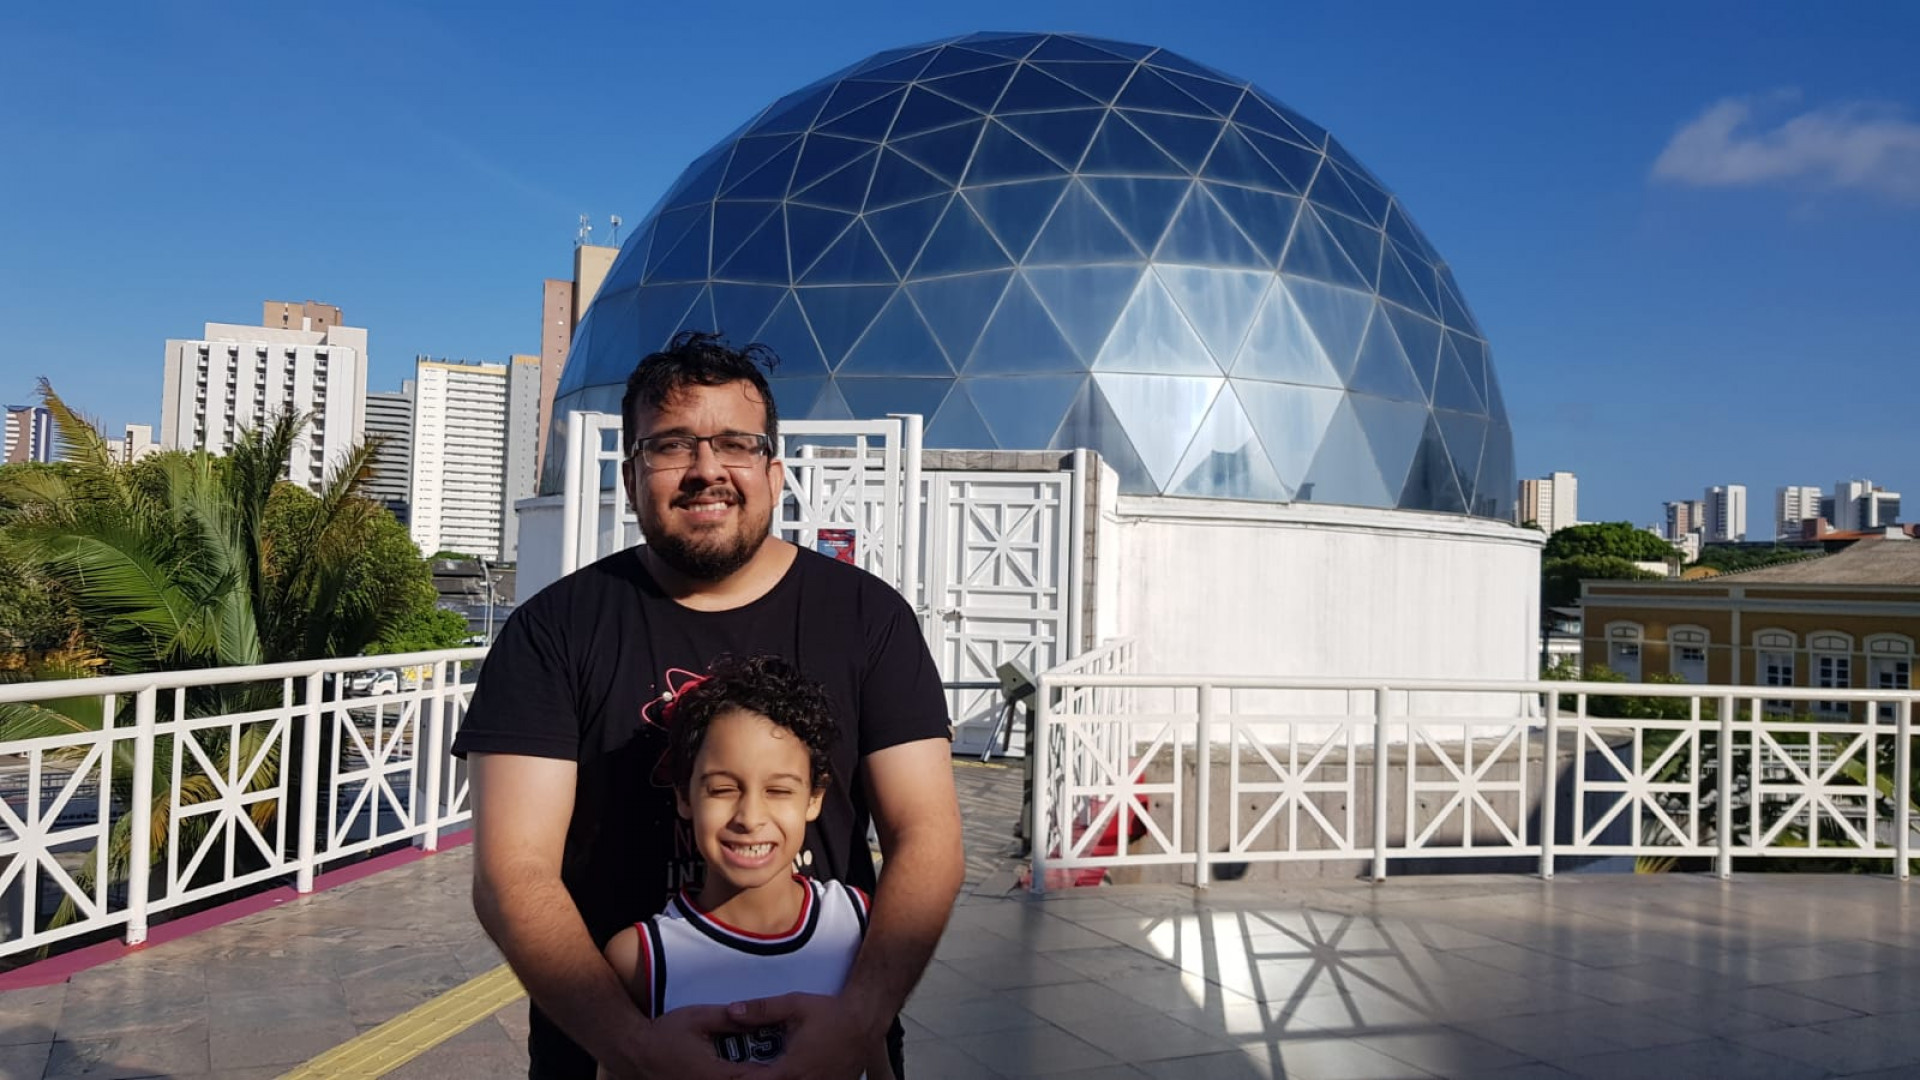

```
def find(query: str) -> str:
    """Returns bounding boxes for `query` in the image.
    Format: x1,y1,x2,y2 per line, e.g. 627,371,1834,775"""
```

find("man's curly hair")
665,655,839,793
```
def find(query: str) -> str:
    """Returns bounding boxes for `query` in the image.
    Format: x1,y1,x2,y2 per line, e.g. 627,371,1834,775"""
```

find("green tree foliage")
1691,544,1816,574
1543,521,1677,562
1541,555,1662,608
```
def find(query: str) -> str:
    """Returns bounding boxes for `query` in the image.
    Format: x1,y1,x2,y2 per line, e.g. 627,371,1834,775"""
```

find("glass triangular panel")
1157,69,1244,117
892,86,981,138
1482,362,1510,426
968,373,1086,449
1231,94,1315,148
1083,176,1189,255
1242,129,1324,192
644,205,706,277
1026,264,1145,364
924,382,998,449
1295,396,1392,508
959,33,1045,60
645,212,711,283
1346,306,1425,402
747,83,834,137
785,205,855,279
919,46,1008,79
1092,372,1222,490
1435,409,1487,505
998,108,1103,171
753,292,829,377
1475,425,1515,518
663,147,730,209
1168,384,1289,500
867,148,952,208
1033,36,1133,62
1376,242,1437,319
1390,241,1443,315
795,284,893,367
1331,161,1390,224
1437,270,1479,334
1120,110,1221,173
1381,302,1443,401
1307,165,1377,227
863,194,948,273
1448,330,1491,407
723,140,801,199
838,292,952,376
1081,112,1186,177
1064,35,1152,60
1202,126,1296,194
1156,185,1266,269
716,210,790,284
769,375,827,420
1432,336,1483,414
802,221,897,284
1257,91,1327,147
962,178,1067,260
965,274,1080,375
1229,280,1340,388
851,50,937,82
923,65,1017,112
962,121,1069,186
1325,137,1383,190
891,119,985,185
1025,180,1140,265
790,150,877,213
1204,184,1300,264
818,90,905,142
1349,395,1428,499
1117,68,1214,118
1053,379,1151,491
1145,49,1233,80
722,135,800,192
1399,415,1466,513
709,283,786,343
906,270,1011,366
1034,60,1133,103
1094,272,1220,376
1232,379,1343,493
1157,266,1268,370
836,376,955,421
1317,209,1383,289
1279,206,1371,291
712,200,781,271
818,79,901,126
911,197,1013,277
808,378,854,420
792,134,872,192
1284,278,1374,377
998,65,1103,113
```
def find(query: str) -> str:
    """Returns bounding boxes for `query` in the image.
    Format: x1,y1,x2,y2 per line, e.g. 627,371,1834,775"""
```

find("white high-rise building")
1705,484,1747,543
1516,471,1578,534
364,383,415,523
1775,485,1822,541
1833,479,1902,532
408,357,540,561
160,319,367,493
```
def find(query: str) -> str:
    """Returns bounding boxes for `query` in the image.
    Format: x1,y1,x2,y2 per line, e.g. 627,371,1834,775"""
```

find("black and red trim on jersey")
637,918,668,1019
670,876,822,956
846,884,870,935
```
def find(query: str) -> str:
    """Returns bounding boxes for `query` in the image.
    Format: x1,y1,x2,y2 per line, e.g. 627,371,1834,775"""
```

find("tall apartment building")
408,357,540,562
1834,479,1902,532
160,313,367,494
106,423,158,465
1704,484,1748,542
3,404,53,463
1516,471,1578,534
1775,485,1822,541
363,383,415,523
538,243,619,477
1663,499,1704,542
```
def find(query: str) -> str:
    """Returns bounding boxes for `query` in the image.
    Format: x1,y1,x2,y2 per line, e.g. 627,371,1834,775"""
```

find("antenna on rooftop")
608,214,623,247
576,214,593,248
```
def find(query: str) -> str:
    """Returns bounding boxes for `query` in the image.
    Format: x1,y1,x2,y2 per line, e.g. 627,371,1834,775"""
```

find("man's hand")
599,1004,750,1080
725,992,878,1080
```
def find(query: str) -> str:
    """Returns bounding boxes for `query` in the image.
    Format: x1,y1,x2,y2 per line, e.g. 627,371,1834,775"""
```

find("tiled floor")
4,760,1919,1078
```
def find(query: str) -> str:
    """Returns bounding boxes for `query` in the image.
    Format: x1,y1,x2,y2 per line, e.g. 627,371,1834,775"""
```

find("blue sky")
3,1,1915,534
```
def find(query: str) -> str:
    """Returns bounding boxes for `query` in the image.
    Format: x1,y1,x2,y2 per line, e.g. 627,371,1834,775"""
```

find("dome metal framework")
553,31,1513,518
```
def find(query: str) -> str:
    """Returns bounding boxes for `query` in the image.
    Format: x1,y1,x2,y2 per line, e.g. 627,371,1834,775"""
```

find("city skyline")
4,2,1917,523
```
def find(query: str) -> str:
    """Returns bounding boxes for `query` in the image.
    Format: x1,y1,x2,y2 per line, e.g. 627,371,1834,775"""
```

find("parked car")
346,669,401,696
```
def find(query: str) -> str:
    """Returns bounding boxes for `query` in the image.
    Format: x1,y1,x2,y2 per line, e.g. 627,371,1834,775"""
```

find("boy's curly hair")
665,655,838,792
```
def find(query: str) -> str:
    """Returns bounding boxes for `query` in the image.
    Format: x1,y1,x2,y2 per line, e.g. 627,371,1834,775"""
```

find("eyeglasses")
628,432,772,469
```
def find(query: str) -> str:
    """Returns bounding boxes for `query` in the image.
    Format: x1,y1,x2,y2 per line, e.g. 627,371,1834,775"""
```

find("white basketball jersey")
634,876,869,1067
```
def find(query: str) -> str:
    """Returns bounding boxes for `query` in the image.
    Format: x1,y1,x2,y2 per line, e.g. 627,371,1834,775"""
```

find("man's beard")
641,490,768,582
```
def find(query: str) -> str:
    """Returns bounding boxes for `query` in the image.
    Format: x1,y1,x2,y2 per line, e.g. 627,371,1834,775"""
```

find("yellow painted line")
278,963,525,1079
953,758,1011,770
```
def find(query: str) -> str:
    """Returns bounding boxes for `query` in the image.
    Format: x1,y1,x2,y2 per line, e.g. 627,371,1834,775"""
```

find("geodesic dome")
550,31,1513,518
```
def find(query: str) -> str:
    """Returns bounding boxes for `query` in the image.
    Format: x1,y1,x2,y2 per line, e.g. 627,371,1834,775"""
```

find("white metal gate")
924,468,1081,756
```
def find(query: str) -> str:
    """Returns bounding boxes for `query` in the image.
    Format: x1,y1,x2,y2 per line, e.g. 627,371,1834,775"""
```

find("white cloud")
1651,93,1920,202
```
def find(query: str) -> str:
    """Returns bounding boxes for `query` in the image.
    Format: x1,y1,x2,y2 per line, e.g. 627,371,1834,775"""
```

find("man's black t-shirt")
452,545,948,1077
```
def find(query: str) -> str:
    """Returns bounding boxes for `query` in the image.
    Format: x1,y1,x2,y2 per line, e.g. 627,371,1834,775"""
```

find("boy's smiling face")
676,707,824,892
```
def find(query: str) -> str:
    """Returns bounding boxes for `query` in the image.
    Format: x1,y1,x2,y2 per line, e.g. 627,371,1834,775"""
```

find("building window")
1814,654,1851,718
1606,622,1643,682
1760,652,1795,715
1670,627,1709,684
1868,636,1914,723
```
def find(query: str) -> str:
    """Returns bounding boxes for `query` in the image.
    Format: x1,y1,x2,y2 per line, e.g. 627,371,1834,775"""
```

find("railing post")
296,671,325,893
124,686,157,946
561,411,586,576
1372,687,1391,883
1540,687,1560,881
419,661,447,852
1717,693,1735,880
1194,683,1212,889
1029,675,1052,895
1898,698,1912,883
889,413,923,610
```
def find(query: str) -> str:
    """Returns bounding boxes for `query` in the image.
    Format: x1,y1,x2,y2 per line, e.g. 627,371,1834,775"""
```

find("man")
455,331,964,1079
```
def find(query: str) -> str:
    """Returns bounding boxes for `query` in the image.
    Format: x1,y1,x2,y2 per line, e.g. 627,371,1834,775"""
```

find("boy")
602,656,893,1079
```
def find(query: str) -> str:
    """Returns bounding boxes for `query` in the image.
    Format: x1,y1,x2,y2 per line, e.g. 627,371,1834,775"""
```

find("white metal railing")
0,648,485,958
1031,660,1919,893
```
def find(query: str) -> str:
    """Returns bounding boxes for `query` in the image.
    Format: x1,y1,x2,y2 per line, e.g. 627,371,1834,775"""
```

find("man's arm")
470,753,741,1080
